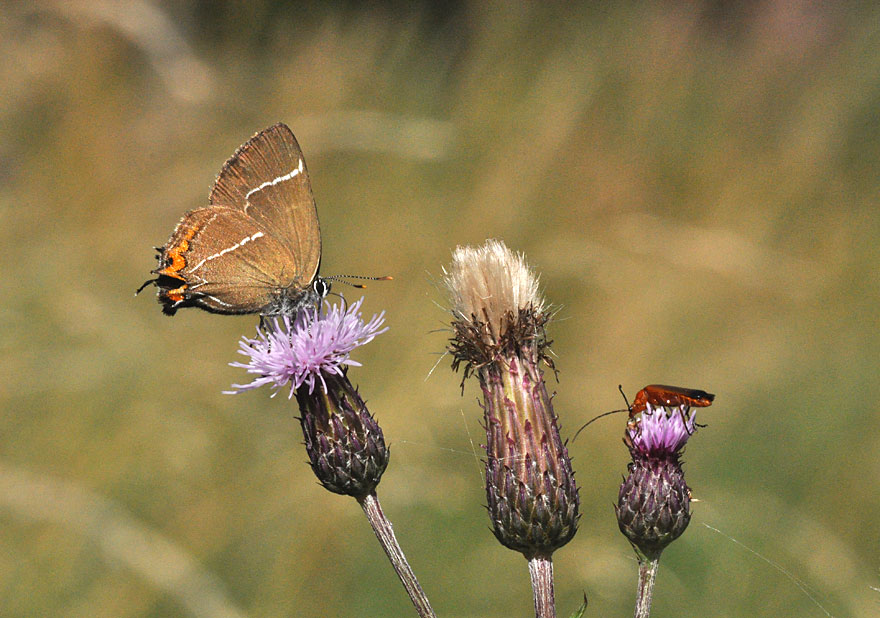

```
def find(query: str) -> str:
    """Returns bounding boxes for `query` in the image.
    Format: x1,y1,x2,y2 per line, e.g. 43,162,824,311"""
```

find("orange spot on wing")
158,225,200,277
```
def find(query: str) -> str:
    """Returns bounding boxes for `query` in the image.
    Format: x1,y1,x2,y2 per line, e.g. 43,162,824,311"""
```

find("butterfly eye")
314,278,330,298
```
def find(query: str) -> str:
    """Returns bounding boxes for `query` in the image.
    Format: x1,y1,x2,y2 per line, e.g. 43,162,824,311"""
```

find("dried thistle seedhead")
444,239,545,331
443,240,550,373
442,239,579,559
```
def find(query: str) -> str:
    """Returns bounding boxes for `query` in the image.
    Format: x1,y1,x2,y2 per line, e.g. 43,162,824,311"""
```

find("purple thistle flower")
627,404,697,457
616,391,714,563
615,390,713,617
224,296,431,616
228,296,391,499
227,298,387,397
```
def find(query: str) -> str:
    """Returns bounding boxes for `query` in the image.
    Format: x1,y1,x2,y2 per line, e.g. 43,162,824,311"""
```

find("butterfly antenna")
327,274,393,289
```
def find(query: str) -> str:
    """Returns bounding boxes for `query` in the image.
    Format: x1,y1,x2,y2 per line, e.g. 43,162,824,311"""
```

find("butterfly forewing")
208,123,321,287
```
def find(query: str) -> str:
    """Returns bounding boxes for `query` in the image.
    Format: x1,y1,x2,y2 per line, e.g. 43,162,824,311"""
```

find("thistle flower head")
442,240,578,558
228,298,390,499
443,239,550,374
617,395,713,561
228,298,387,397
627,404,697,457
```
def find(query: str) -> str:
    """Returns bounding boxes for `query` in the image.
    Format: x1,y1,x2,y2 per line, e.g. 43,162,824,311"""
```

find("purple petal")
226,298,388,396
628,404,697,456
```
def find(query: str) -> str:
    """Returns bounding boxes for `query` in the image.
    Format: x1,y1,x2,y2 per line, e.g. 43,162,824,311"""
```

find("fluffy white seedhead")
443,239,546,336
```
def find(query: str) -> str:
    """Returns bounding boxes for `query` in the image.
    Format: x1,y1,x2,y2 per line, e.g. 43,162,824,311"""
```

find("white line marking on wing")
205,295,233,307
189,231,265,273
245,158,303,201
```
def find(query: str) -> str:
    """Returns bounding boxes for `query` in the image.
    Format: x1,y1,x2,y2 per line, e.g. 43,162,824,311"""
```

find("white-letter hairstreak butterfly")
140,123,335,317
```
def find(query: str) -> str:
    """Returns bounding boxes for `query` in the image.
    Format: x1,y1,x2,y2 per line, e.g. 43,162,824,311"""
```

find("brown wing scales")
208,123,321,287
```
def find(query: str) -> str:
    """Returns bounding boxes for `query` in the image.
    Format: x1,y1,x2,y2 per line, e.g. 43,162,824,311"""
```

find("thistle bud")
296,372,389,497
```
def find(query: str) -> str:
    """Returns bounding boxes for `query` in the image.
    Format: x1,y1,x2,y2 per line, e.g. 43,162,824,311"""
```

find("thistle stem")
528,554,556,618
358,491,436,618
634,557,659,618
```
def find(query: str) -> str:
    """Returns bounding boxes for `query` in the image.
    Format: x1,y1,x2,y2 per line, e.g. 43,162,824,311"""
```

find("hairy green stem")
358,492,436,618
634,557,659,618
528,554,556,618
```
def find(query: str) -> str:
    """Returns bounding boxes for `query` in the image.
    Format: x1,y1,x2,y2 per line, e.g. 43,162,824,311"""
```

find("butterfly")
139,123,327,316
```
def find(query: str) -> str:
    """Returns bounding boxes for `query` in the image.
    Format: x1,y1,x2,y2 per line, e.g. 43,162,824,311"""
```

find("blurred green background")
2,1,878,616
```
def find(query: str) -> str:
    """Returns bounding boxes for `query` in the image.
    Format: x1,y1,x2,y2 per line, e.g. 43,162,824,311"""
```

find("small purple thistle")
627,404,697,457
617,403,698,562
617,393,714,618
227,298,387,397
